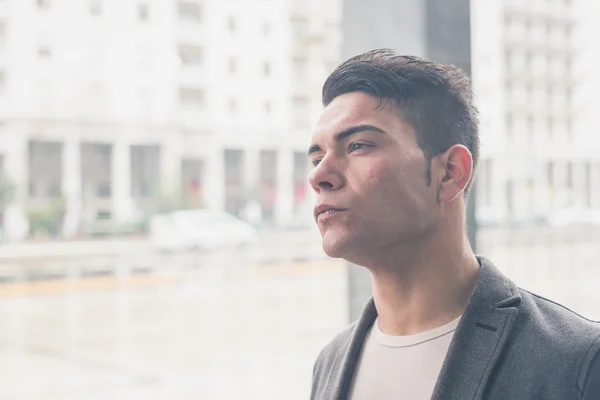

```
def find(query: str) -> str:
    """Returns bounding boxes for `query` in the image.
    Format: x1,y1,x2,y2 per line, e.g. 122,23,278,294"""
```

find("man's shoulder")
491,287,600,396
311,321,359,396
314,321,357,372
517,286,600,341
514,287,600,374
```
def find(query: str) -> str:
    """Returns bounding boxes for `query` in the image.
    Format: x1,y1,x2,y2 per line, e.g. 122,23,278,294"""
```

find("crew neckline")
371,315,462,348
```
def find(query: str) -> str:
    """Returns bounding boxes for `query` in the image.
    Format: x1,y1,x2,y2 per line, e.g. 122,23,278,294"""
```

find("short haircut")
322,49,480,196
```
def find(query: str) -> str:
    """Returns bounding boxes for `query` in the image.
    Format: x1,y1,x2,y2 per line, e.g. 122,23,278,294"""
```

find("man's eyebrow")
308,124,385,156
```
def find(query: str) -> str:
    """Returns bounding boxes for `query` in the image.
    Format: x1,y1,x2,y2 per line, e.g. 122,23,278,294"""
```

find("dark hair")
322,49,480,196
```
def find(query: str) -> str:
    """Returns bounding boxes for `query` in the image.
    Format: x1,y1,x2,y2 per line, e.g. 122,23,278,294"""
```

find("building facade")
0,0,342,239
471,0,600,225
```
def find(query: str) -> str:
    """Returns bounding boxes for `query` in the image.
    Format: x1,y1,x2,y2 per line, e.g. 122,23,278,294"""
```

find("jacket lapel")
431,257,521,400
322,257,521,400
323,298,377,400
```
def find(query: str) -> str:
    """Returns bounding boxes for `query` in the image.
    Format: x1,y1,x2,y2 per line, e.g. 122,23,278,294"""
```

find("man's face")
308,92,440,263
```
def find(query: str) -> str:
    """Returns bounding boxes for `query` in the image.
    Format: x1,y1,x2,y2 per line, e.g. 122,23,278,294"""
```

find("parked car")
150,209,258,252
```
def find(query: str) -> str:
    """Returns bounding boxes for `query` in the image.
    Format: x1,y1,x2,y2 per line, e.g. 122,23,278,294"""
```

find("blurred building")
0,0,342,239
471,0,600,226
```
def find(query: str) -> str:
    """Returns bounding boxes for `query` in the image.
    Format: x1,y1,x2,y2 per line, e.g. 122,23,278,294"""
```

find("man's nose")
308,156,344,194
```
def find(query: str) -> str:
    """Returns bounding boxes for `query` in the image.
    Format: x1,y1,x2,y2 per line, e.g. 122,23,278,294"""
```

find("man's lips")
314,204,347,221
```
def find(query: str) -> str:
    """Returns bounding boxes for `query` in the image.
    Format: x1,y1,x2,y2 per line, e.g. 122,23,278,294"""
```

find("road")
0,226,599,399
0,258,347,400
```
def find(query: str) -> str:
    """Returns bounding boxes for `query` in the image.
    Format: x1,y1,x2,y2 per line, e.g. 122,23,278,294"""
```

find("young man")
308,49,600,400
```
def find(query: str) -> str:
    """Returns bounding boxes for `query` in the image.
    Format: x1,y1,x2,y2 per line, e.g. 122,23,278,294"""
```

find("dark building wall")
425,0,472,73
340,0,476,322
342,0,428,58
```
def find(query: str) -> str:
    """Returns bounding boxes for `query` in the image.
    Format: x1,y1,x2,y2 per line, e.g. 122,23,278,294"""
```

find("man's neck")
367,231,480,336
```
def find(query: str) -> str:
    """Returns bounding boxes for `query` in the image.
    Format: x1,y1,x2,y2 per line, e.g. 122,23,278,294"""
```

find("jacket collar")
323,256,521,400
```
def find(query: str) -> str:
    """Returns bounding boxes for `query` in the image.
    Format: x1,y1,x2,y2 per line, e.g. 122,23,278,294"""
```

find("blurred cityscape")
0,0,599,399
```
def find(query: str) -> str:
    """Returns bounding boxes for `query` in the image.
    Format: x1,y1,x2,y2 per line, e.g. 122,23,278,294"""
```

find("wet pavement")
0,259,348,400
0,226,599,399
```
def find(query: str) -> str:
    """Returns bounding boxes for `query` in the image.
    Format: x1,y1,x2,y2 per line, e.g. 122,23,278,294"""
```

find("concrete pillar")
244,148,260,199
2,135,28,241
555,160,569,209
3,138,27,202
61,138,82,238
160,137,183,200
572,162,586,208
241,148,261,223
112,139,136,222
275,148,294,226
593,163,600,208
204,147,225,211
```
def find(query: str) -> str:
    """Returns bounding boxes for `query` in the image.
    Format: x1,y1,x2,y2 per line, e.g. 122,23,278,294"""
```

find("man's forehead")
312,93,395,140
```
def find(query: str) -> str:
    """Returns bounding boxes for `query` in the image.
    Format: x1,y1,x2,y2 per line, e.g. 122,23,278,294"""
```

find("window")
179,87,205,107
262,22,271,37
480,159,493,206
566,161,573,189
130,145,160,198
90,0,102,16
28,181,36,197
263,62,271,77
37,0,50,9
524,18,531,33
292,97,310,128
229,98,237,113
0,22,4,50
228,16,236,31
505,114,513,139
526,179,535,211
97,184,111,198
38,45,52,59
525,51,532,68
547,161,555,186
547,85,553,101
547,116,554,138
290,16,309,39
565,118,573,139
506,180,515,215
584,163,592,207
228,58,237,74
565,87,572,106
178,45,203,66
564,24,572,41
293,57,308,80
178,1,202,22
504,49,512,69
138,3,149,21
527,115,534,138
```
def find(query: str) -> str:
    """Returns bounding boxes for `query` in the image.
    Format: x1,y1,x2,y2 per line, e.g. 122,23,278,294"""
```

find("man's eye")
312,159,322,167
349,142,368,152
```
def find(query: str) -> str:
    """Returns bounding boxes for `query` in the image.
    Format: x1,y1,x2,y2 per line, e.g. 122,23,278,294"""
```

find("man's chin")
321,232,350,259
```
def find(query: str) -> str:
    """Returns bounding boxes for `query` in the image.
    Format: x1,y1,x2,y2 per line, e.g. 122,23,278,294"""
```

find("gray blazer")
311,257,600,399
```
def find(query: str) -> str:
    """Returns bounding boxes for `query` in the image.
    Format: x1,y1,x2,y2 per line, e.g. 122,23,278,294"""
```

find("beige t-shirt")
349,315,461,400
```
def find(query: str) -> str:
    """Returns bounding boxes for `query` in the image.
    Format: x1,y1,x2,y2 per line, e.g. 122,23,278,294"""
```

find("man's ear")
436,145,473,203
